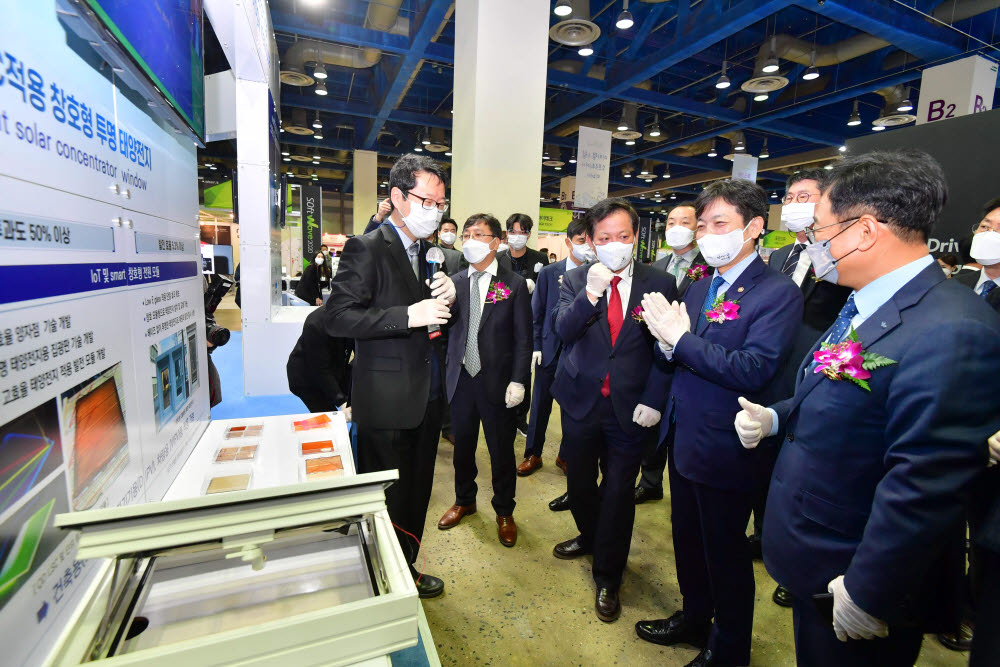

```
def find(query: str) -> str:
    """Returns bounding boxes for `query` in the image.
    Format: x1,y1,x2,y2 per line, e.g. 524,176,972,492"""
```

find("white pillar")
451,0,548,243
353,150,379,235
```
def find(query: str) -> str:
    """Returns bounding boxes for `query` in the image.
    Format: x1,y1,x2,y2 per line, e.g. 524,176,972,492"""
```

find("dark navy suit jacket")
532,259,589,368
660,255,802,493
763,262,1000,628
551,262,677,437
445,265,532,405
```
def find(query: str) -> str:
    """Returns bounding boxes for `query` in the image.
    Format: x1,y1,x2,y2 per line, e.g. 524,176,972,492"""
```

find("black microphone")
425,246,445,340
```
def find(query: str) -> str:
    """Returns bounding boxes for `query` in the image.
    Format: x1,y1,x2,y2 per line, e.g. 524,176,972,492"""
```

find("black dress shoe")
937,622,974,651
413,572,444,599
596,587,620,622
686,648,743,667
635,610,711,648
633,486,664,504
771,584,793,608
548,492,571,512
553,536,591,559
747,534,763,561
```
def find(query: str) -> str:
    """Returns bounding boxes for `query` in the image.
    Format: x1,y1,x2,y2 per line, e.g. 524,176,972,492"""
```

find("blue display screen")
84,0,205,139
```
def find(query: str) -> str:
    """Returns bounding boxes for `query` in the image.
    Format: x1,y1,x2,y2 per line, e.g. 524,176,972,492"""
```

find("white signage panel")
575,127,612,209
731,154,759,182
916,55,997,125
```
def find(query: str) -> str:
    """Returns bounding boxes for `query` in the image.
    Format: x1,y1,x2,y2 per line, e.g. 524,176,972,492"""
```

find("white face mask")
781,202,816,233
314,256,324,265
570,241,594,263
401,197,443,239
665,225,695,249
497,243,510,253
594,241,634,272
970,231,1000,265
462,238,494,265
439,231,457,245
941,266,953,277
507,234,528,250
698,222,753,267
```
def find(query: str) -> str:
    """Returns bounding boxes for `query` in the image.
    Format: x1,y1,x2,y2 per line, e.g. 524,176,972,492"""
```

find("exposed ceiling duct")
284,108,314,135
280,0,407,86
874,85,918,126
549,0,602,46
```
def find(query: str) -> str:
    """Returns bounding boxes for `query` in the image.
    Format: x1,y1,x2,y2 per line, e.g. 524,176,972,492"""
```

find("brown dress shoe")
497,515,517,547
516,455,543,476
555,456,567,474
596,587,621,622
437,503,476,530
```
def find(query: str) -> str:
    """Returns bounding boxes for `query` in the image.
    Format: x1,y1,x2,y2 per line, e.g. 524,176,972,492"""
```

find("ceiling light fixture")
445,150,452,156
648,114,661,137
761,36,779,73
847,99,861,126
414,144,423,152
872,124,886,132
313,131,324,140
734,138,746,152
662,166,671,179
283,156,290,162
569,150,577,164
554,0,573,17
615,0,634,30
771,192,778,198
754,92,769,102
803,49,819,80
716,61,731,89
281,149,290,156
823,164,834,170
670,193,677,199
839,145,847,152
578,44,594,57
312,113,323,129
313,63,327,80
625,139,636,146
897,90,914,112
617,108,629,132
314,81,328,96
759,140,770,159
707,139,718,158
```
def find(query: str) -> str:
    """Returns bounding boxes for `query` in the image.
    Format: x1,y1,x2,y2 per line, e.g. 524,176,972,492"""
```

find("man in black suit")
751,170,852,608
636,202,706,504
551,198,676,622
325,154,456,599
971,434,1000,666
437,214,532,547
954,197,1000,313
287,308,353,415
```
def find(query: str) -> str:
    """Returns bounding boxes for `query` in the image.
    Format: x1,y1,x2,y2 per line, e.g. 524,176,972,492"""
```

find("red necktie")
601,276,623,397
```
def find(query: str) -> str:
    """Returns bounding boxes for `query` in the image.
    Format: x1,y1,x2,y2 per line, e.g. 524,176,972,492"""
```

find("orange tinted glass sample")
73,378,128,491
215,447,239,462
301,440,334,455
304,455,343,479
293,414,332,432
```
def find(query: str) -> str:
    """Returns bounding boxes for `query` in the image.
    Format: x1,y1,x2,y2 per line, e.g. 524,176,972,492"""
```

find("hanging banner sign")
575,126,612,209
301,185,322,267
637,217,654,262
731,154,759,182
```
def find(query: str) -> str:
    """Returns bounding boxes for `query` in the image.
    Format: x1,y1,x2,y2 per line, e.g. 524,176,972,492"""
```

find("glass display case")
45,471,417,666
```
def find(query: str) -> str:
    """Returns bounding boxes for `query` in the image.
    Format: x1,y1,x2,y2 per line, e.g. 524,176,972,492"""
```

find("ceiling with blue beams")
266,0,1000,214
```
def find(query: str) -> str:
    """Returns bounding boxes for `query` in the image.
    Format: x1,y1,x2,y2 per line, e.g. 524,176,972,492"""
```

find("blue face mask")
804,219,860,284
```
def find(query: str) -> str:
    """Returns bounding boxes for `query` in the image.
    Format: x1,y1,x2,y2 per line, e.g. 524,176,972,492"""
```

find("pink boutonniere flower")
686,264,709,282
485,281,512,304
704,295,740,324
812,328,896,392
631,305,644,323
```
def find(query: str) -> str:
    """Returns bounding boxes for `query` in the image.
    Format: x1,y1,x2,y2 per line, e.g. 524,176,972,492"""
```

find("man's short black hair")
983,197,1000,218
506,213,534,234
439,218,458,231
584,198,639,238
463,213,502,241
939,253,960,266
695,179,768,224
320,244,328,249
668,202,697,216
786,169,827,192
567,218,588,239
388,154,448,210
824,149,947,243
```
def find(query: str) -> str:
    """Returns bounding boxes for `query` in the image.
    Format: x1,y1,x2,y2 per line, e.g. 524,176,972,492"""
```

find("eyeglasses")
804,217,861,244
782,191,820,204
461,232,495,242
405,191,449,212
976,221,1000,233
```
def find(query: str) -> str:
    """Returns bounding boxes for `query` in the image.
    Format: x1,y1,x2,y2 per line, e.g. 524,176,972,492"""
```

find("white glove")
338,403,352,423
735,397,772,449
828,575,888,642
526,278,535,294
586,262,614,301
505,382,525,408
407,299,451,328
642,293,690,347
532,351,543,369
988,429,1000,467
632,404,662,428
534,262,543,274
427,271,456,304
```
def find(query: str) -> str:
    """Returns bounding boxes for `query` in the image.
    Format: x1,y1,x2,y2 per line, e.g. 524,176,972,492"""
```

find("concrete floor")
418,404,966,667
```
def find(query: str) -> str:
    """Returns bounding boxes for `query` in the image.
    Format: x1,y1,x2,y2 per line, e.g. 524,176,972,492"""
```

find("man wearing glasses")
325,154,456,600
735,150,1000,665
751,170,852,609
953,197,1000,313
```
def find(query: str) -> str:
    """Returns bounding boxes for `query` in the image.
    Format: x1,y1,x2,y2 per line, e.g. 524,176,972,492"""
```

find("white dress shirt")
975,267,999,295
790,244,813,287
387,219,419,255
667,247,700,286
